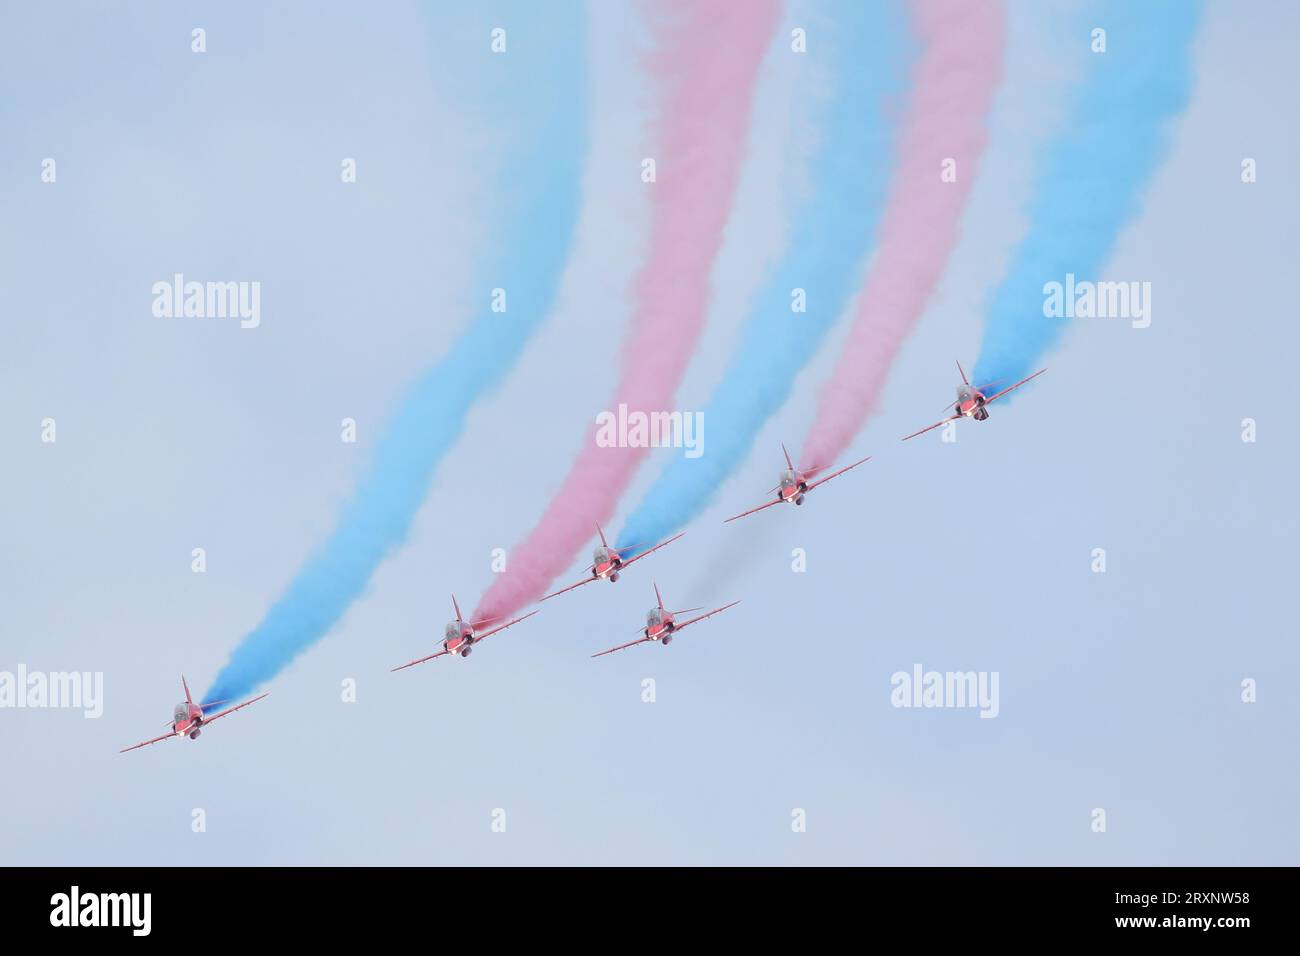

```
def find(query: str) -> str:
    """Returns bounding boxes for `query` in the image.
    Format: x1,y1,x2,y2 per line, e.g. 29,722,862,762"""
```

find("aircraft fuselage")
591,546,624,581
643,607,677,643
956,385,990,420
778,468,808,505
443,619,477,657
170,702,205,739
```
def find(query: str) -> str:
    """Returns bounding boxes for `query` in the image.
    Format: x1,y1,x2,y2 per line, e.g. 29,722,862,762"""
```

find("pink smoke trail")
800,0,1005,470
475,1,779,622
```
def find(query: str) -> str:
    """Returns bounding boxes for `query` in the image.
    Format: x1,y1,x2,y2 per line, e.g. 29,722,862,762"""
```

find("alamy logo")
1042,272,1151,328
890,664,1000,719
50,886,151,936
594,403,704,459
0,665,102,718
152,273,261,328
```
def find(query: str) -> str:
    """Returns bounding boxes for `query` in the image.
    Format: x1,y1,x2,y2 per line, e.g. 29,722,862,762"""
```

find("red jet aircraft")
901,361,1046,441
392,595,539,669
591,583,739,658
541,524,685,600
119,676,267,753
724,443,870,522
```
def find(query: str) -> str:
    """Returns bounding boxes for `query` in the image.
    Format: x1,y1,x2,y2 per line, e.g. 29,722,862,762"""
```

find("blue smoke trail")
973,1,1202,393
205,5,587,704
617,0,913,552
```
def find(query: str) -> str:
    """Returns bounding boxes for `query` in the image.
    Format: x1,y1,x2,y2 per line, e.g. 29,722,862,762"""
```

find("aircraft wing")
724,497,783,523
391,650,450,671
591,636,654,658
201,693,269,724
982,367,1047,405
119,730,178,754
901,414,960,442
673,601,740,632
619,531,686,569
804,456,870,492
474,609,540,643
541,575,599,602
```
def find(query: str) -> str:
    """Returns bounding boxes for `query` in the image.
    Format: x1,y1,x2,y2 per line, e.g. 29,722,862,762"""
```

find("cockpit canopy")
445,621,463,641
173,704,189,723
779,469,797,485
646,608,663,626
593,546,612,565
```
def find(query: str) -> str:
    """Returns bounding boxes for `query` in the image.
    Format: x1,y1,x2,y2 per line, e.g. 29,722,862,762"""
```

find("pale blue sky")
1,1,1296,865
